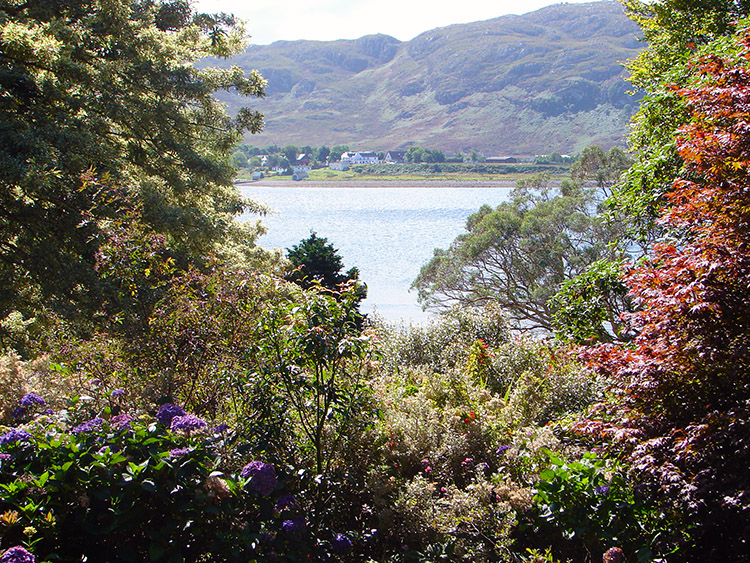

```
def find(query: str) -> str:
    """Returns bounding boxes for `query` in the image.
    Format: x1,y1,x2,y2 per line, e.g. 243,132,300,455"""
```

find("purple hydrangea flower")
169,448,191,458
0,545,35,563
20,393,45,408
0,429,32,446
110,389,126,398
275,494,299,511
156,403,186,426
70,417,104,434
111,413,134,430
281,517,306,534
240,460,277,496
170,414,207,434
332,533,353,555
11,406,27,420
595,485,611,496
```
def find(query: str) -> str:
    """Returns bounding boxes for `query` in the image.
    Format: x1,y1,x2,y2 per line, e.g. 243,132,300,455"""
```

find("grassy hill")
216,1,643,156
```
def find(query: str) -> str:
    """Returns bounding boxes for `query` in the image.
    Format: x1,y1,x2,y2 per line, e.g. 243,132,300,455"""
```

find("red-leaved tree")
575,31,750,561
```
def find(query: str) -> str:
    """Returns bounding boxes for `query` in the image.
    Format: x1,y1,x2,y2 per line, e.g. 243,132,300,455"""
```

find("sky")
194,0,600,45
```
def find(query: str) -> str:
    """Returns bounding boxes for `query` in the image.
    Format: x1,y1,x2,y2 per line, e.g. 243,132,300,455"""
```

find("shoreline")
235,178,519,188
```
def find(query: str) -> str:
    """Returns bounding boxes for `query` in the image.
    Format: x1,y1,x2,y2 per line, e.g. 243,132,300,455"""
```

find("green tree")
413,174,622,332
281,144,299,163
611,0,750,245
0,0,266,327
578,32,750,558
286,233,361,293
330,145,349,161
571,146,632,195
315,146,331,164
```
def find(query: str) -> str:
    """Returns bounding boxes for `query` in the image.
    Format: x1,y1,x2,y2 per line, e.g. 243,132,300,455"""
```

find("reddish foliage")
576,32,750,560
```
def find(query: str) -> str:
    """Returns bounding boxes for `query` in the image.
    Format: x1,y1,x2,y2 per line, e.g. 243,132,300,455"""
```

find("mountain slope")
218,1,642,155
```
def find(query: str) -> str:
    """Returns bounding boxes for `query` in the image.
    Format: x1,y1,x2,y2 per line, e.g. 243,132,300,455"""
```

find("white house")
344,151,380,165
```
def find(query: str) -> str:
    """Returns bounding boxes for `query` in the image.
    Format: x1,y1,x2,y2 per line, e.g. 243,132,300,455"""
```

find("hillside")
216,1,643,156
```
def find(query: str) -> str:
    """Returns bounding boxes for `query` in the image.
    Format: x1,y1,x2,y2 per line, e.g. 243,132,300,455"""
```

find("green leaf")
141,479,157,493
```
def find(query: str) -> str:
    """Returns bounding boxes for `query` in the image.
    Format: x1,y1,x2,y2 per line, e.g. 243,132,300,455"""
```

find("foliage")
404,146,445,164
526,451,672,562
571,145,633,195
611,0,750,245
576,27,750,561
353,315,610,560
253,283,375,476
413,174,623,332
0,400,338,562
350,162,569,176
286,233,360,293
0,0,266,330
550,259,633,344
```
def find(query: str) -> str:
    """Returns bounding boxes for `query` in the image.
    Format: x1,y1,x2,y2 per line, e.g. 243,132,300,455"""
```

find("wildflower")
71,417,104,434
205,475,232,499
111,413,134,430
169,447,191,458
595,485,610,496
240,460,277,496
332,533,352,555
110,389,126,398
0,546,35,563
602,547,624,563
478,462,490,471
0,453,12,461
276,494,299,511
20,393,45,408
461,457,473,467
281,517,306,534
496,445,510,454
0,429,32,446
170,414,207,435
212,423,230,434
11,407,27,420
42,409,55,416
424,466,432,473
156,403,186,426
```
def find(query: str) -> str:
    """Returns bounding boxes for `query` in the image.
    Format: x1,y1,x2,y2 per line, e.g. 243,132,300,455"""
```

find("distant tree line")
232,144,589,171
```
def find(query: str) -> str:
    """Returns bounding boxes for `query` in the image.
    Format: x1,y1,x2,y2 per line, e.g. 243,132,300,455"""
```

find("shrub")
0,397,346,562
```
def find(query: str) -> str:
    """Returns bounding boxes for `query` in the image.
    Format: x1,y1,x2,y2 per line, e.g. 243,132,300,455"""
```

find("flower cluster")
170,414,207,434
0,546,35,563
70,417,104,435
169,448,192,458
332,533,352,555
281,516,305,534
156,403,186,426
240,460,277,496
275,494,299,511
111,413,134,430
20,393,45,408
110,389,126,398
0,428,32,446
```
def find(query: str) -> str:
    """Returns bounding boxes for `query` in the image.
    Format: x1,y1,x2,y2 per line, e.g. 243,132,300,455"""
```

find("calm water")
239,184,513,324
